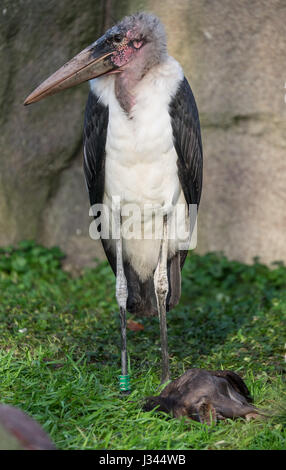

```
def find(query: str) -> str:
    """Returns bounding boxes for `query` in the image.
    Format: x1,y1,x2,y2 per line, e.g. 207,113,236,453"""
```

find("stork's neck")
115,71,138,115
115,50,161,114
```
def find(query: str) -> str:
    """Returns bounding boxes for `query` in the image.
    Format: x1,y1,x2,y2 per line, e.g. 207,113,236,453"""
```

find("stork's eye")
113,34,122,43
133,39,143,49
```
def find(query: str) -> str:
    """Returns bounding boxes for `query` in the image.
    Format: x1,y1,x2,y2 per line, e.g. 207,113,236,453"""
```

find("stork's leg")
154,214,170,385
114,207,130,393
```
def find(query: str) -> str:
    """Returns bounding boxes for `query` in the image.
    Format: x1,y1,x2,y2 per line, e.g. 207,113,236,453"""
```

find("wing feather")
169,77,203,209
169,77,203,269
83,90,118,275
83,90,109,206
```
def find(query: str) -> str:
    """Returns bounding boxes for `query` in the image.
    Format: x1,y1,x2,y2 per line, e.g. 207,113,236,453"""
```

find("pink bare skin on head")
112,44,135,67
112,29,143,68
126,29,135,39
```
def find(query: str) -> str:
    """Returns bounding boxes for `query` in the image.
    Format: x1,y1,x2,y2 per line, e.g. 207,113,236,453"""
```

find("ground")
0,241,285,450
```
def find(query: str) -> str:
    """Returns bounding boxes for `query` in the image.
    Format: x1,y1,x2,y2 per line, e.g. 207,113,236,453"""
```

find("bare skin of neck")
115,46,157,115
114,38,166,114
115,71,138,115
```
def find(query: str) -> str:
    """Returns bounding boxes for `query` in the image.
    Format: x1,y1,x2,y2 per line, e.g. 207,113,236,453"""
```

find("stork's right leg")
154,215,170,385
114,207,130,393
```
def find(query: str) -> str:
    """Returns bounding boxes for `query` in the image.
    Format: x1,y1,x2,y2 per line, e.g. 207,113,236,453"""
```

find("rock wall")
147,0,286,265
0,0,285,270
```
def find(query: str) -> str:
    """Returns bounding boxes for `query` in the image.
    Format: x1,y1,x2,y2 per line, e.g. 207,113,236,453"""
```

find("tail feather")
126,252,185,317
101,239,187,317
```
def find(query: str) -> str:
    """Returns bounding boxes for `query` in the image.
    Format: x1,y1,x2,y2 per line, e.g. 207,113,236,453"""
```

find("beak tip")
24,94,38,106
24,96,32,106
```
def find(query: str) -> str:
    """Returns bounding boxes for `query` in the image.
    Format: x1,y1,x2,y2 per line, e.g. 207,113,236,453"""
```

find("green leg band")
119,374,131,392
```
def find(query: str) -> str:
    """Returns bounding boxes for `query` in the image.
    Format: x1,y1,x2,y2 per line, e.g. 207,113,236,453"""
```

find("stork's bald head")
106,12,167,71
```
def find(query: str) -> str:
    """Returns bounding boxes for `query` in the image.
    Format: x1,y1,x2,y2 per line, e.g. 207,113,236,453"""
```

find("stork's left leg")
114,207,130,393
154,214,170,385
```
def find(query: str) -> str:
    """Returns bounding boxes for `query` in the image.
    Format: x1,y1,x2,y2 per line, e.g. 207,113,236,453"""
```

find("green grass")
0,240,285,450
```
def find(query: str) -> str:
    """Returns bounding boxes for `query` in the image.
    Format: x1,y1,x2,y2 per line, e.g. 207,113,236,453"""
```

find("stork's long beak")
24,39,116,105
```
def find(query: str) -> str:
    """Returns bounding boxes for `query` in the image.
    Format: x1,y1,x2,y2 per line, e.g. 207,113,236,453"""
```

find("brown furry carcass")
144,368,262,425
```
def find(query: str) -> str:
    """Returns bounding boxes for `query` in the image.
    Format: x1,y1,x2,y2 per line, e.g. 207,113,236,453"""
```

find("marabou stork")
24,12,203,390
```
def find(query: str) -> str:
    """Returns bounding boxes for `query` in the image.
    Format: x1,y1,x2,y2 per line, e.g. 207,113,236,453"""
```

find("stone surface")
0,0,105,249
0,0,285,271
39,152,105,273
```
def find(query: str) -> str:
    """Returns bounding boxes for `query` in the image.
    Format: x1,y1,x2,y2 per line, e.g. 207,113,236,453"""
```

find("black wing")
83,90,119,275
169,77,203,270
169,76,203,209
83,90,109,206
